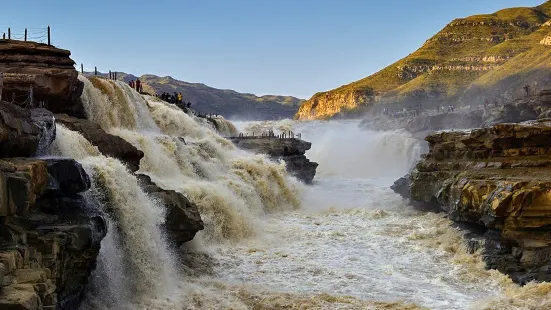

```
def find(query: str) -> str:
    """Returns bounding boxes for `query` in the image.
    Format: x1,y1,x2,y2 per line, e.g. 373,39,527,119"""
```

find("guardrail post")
47,26,51,45
24,29,27,41
8,28,10,40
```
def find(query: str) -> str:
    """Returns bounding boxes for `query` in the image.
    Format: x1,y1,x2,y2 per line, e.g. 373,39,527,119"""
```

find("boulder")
398,120,551,283
0,40,84,117
137,174,204,245
55,114,144,172
228,137,318,184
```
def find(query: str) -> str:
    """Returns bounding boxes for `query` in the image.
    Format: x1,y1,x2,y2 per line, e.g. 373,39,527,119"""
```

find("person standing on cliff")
136,78,142,93
523,84,531,97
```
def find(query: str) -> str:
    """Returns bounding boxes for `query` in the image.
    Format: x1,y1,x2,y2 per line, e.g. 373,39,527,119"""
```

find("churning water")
48,76,551,309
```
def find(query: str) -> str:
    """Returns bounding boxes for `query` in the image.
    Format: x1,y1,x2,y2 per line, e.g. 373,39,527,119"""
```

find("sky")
1,0,546,99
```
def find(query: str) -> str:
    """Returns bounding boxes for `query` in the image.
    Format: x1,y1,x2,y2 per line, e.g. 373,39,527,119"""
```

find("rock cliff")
296,2,551,120
228,137,318,184
0,158,107,310
396,120,551,283
0,41,84,117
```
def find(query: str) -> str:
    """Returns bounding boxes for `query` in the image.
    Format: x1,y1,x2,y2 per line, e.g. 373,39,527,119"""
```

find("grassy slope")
297,1,551,119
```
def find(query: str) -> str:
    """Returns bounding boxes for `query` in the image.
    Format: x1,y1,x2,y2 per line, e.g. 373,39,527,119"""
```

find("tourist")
178,93,183,104
523,84,531,96
136,78,142,93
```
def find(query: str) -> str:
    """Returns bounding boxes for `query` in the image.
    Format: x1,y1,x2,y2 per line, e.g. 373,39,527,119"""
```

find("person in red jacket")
135,79,141,93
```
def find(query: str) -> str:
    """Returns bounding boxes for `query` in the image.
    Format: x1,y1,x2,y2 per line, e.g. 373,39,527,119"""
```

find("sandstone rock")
0,158,107,309
228,137,319,184
398,120,551,283
137,174,204,245
55,114,144,172
0,40,84,117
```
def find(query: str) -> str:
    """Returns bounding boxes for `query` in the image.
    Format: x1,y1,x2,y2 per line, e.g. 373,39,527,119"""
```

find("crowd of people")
157,91,192,108
128,79,143,93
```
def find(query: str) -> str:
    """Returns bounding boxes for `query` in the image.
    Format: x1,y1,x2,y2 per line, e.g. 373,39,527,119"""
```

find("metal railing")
234,130,301,140
0,26,51,45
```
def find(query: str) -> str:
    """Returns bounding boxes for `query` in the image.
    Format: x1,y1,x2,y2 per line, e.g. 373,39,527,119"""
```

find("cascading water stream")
77,75,302,243
49,125,181,309
48,75,551,309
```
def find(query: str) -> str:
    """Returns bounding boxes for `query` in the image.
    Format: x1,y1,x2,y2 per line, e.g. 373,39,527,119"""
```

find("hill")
112,73,303,120
295,1,551,120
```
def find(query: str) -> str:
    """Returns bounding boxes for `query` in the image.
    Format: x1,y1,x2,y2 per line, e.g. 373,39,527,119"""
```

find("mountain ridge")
295,1,551,120
94,72,304,120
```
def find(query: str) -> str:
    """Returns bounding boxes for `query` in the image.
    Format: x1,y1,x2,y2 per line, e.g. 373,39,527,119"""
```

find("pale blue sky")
1,0,545,98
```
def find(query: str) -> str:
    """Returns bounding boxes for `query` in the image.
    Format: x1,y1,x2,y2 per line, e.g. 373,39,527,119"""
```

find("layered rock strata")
396,120,551,283
229,137,318,184
361,88,551,138
0,41,84,116
0,158,106,309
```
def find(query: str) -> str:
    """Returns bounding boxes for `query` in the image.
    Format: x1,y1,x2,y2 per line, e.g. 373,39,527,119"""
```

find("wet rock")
31,108,56,155
0,102,42,157
55,114,144,172
397,120,551,284
0,158,107,310
137,174,204,245
0,40,84,117
228,137,318,184
42,159,90,195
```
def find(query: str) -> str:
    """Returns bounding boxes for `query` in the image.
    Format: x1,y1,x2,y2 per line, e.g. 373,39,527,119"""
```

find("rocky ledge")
0,40,84,116
0,158,106,310
229,137,318,184
55,114,144,172
394,120,551,284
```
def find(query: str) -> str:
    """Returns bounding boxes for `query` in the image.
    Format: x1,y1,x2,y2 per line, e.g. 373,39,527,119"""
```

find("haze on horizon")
2,0,544,99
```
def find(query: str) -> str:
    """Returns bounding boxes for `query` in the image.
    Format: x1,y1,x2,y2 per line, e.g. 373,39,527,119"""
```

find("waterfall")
50,125,180,309
75,75,302,243
47,76,304,307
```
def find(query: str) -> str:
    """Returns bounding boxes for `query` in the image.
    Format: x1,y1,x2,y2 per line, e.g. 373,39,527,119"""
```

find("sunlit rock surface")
398,120,551,283
0,41,84,116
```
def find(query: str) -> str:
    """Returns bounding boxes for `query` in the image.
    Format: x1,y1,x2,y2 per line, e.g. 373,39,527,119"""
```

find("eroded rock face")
0,101,56,157
137,174,204,245
400,120,551,283
229,137,318,184
0,41,84,116
0,158,106,310
55,114,144,172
